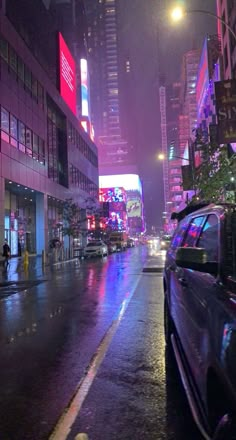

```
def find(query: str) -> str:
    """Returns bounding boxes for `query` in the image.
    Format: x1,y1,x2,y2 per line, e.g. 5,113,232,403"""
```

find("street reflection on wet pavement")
0,244,202,440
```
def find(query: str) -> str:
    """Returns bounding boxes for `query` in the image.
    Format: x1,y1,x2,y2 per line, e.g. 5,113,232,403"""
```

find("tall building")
167,83,183,215
217,0,236,79
159,78,184,231
85,0,133,173
195,35,221,166
180,49,201,141
5,0,88,120
0,0,98,254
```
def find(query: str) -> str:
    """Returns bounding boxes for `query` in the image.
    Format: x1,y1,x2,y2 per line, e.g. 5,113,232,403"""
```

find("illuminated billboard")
196,38,209,120
106,210,127,231
99,187,126,203
80,58,89,118
126,196,142,218
81,120,88,133
99,175,142,195
99,175,144,232
59,33,76,115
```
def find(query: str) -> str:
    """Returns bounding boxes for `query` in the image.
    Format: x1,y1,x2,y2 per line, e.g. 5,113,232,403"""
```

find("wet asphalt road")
0,244,202,440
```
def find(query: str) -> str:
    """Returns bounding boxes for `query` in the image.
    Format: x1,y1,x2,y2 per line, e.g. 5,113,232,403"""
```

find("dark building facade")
0,0,98,255
85,0,135,173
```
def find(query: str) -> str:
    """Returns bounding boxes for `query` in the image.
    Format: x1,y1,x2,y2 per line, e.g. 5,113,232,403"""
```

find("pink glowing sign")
59,33,76,115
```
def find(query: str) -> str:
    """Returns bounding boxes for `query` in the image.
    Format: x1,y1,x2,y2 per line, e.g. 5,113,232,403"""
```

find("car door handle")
178,277,188,287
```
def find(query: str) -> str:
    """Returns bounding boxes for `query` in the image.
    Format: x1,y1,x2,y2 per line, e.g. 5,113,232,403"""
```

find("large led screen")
80,58,89,117
126,197,142,218
106,210,127,231
99,187,127,203
59,33,76,115
99,175,144,232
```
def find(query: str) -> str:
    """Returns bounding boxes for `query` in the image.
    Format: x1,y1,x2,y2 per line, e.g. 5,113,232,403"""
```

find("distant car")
84,240,108,258
160,235,171,250
106,241,117,253
127,238,135,248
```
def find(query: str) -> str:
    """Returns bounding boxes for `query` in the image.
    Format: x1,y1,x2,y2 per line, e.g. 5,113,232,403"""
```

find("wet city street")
0,244,201,440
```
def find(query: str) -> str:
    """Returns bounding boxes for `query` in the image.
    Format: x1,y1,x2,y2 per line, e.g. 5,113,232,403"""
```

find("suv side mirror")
176,247,218,275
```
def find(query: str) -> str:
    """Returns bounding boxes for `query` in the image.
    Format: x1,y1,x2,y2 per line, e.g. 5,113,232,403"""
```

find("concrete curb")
142,267,164,273
52,257,79,267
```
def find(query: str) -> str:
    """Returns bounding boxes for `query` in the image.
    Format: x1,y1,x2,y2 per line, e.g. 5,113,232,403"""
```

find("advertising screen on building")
126,197,141,218
99,175,143,195
99,175,144,232
196,38,209,119
107,210,127,231
99,187,126,203
59,32,76,115
80,58,89,117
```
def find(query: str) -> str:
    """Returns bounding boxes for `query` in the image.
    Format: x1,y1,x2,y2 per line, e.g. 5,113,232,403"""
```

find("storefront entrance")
5,185,36,256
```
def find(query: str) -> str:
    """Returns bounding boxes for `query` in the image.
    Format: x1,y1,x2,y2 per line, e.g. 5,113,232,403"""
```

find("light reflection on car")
84,240,108,258
160,235,171,250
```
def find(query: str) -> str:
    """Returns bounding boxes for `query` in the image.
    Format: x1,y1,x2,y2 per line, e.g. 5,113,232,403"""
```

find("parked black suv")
163,203,236,440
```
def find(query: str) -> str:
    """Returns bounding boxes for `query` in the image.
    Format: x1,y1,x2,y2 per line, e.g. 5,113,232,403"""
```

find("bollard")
42,250,47,265
23,250,29,270
74,434,89,440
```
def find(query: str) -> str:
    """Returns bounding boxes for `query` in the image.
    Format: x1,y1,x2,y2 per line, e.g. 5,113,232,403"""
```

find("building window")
1,107,10,133
0,35,44,108
33,133,39,160
38,82,44,108
9,46,17,74
32,76,38,101
18,121,26,152
24,65,32,93
0,37,8,63
10,114,18,148
0,106,45,163
1,107,9,142
26,128,33,157
38,137,45,164
17,57,24,82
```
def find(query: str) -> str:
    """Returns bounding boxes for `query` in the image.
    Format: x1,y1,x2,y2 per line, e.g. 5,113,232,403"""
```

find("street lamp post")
171,6,236,42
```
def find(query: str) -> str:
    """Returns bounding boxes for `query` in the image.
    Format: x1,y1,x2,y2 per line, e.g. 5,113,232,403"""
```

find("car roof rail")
171,202,210,222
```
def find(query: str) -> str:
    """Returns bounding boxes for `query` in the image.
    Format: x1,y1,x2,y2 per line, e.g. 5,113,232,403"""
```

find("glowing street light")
157,153,165,161
170,6,185,22
170,4,236,42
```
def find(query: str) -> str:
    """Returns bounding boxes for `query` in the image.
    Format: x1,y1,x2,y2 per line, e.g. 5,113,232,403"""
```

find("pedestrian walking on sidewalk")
2,240,10,268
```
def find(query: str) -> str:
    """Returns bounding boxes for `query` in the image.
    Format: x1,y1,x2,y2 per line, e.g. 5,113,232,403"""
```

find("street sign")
215,79,236,144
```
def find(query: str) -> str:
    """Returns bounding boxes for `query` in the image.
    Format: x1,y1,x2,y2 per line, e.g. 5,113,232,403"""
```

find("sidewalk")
0,254,79,285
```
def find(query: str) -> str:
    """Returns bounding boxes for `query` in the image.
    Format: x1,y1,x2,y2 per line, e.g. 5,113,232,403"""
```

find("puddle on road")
0,280,45,299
